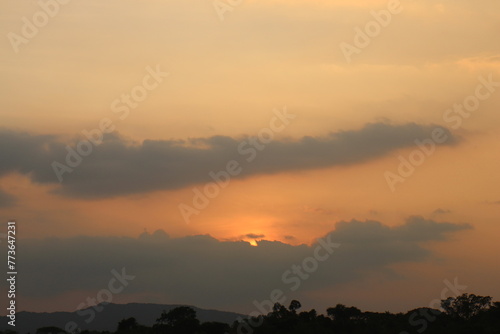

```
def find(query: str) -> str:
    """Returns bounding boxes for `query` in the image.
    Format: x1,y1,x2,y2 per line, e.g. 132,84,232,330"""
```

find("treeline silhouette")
4,293,500,334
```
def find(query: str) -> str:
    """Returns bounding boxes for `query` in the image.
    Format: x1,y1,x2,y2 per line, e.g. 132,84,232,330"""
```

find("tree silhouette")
117,317,138,332
155,306,200,334
441,293,492,320
271,302,290,319
36,327,66,334
199,321,230,334
327,304,362,323
288,300,302,313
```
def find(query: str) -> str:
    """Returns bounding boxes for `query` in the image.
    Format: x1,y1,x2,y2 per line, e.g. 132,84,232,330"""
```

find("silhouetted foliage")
441,293,492,320
327,304,362,323
199,321,230,334
27,293,500,334
117,317,138,332
36,327,66,334
289,300,302,313
154,306,200,334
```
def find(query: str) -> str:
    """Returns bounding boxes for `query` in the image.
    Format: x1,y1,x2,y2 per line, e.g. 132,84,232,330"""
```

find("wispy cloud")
482,200,500,205
432,208,451,215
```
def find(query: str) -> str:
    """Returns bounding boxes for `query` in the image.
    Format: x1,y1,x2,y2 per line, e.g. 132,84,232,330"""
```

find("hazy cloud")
432,208,451,215
303,206,335,215
245,233,266,239
482,200,500,205
0,122,458,199
15,216,471,310
0,189,15,208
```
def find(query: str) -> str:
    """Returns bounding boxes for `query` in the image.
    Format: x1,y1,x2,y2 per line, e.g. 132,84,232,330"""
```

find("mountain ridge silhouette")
0,302,244,334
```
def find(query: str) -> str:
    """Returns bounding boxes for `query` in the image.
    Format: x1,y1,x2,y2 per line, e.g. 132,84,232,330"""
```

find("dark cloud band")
0,122,457,199
14,216,470,310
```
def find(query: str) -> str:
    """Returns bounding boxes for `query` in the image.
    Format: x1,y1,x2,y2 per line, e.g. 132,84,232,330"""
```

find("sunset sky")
1,0,499,317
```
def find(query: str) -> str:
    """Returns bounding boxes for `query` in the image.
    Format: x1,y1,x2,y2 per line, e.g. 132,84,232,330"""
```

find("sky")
1,0,499,317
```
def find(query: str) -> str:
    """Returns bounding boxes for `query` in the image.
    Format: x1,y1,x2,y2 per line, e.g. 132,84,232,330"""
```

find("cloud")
15,216,470,310
432,208,451,215
0,189,16,208
244,233,266,239
0,129,55,176
0,122,458,199
482,200,500,205
303,206,335,215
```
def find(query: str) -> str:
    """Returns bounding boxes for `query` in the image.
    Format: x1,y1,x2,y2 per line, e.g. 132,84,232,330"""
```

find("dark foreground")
2,293,499,334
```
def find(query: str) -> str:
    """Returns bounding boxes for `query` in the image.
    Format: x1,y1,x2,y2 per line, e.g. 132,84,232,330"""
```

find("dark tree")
298,309,317,322
117,317,139,332
200,321,230,334
441,293,492,320
36,327,66,334
327,304,362,322
271,303,290,318
288,300,302,313
155,306,200,334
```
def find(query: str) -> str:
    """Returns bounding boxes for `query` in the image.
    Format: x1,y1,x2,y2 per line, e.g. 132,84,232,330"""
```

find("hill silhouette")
0,303,243,334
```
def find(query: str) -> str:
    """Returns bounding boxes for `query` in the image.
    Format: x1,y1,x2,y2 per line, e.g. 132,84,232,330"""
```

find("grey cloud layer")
0,189,15,207
0,122,457,198
14,216,470,310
